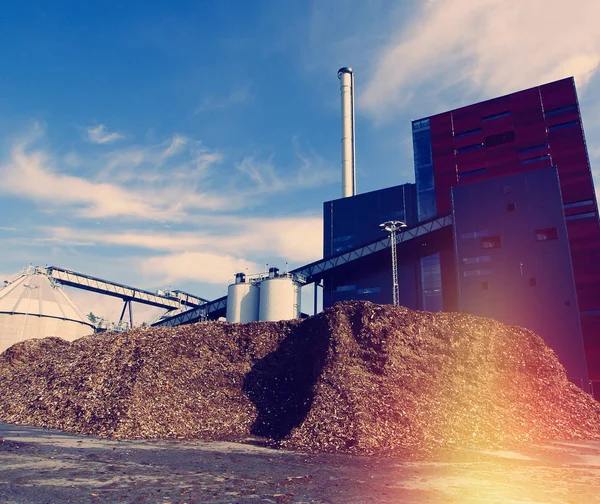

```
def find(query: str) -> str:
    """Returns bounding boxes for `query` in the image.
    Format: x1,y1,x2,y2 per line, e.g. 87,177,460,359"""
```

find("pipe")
338,67,356,198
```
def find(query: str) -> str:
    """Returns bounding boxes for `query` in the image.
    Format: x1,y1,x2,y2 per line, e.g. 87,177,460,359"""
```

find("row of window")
457,121,579,155
452,104,577,138
479,278,541,290
334,285,382,295
460,228,561,248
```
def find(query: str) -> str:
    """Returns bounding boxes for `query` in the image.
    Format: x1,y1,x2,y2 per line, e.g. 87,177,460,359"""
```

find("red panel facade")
424,77,600,395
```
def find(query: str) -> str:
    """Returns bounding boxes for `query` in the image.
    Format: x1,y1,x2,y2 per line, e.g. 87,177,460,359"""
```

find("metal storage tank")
226,273,259,323
258,268,302,321
0,268,95,353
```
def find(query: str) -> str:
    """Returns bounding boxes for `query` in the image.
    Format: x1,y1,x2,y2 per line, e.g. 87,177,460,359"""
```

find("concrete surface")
1,423,600,503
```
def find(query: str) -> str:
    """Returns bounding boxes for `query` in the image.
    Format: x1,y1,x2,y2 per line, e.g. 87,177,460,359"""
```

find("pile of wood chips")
1,301,599,456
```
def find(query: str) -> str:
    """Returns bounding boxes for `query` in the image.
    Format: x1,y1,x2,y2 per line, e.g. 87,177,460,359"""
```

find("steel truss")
42,266,209,319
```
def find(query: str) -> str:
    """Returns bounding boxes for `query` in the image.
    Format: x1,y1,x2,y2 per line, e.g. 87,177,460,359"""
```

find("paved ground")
1,423,600,503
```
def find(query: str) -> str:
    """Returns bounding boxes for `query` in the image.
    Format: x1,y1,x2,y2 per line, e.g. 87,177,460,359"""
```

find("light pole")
379,220,407,306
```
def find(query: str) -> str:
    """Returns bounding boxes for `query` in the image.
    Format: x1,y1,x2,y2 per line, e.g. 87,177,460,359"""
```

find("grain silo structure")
226,273,260,323
0,267,94,353
258,267,302,322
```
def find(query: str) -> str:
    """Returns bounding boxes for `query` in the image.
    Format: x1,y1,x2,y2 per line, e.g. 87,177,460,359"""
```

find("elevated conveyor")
152,215,453,327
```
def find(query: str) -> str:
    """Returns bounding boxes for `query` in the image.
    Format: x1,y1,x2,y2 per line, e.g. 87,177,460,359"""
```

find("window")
481,236,502,249
484,130,515,147
535,227,558,241
564,199,594,209
412,118,430,131
357,287,381,295
507,203,516,212
333,244,354,253
566,212,596,221
548,120,579,131
460,230,489,239
459,168,486,179
333,234,354,243
518,144,548,154
462,255,491,265
335,285,356,292
545,104,577,117
463,268,492,277
456,143,483,153
455,128,482,138
482,111,510,121
421,253,443,312
520,154,550,165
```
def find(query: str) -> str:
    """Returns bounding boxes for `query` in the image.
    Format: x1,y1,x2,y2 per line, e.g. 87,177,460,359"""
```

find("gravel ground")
2,422,600,504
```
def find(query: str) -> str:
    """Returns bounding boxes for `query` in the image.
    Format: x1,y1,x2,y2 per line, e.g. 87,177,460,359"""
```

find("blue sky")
1,0,600,323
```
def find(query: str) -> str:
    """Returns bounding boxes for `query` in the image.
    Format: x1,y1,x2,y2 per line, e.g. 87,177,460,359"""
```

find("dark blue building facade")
452,167,589,389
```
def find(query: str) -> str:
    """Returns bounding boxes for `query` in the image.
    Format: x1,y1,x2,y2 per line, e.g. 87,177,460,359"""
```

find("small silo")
0,268,95,353
258,267,302,322
226,273,259,323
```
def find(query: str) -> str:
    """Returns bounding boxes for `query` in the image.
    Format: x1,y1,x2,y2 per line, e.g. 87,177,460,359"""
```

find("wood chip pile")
1,301,599,456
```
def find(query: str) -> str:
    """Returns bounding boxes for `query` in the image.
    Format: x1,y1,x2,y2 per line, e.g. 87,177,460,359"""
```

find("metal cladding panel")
226,283,259,323
540,77,576,111
321,223,453,311
258,277,300,321
322,249,420,309
0,314,92,354
323,184,417,258
452,167,590,391
581,315,600,389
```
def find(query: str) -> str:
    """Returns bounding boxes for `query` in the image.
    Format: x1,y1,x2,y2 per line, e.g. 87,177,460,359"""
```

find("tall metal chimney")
338,67,356,198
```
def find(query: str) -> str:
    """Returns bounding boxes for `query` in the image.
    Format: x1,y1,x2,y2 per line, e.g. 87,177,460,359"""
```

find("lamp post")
379,220,407,306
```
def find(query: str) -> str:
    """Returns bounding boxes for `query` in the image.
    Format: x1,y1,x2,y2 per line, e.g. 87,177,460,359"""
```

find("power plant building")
322,77,600,398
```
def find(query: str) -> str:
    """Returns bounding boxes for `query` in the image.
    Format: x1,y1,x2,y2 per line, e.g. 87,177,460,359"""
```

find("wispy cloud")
194,86,251,114
85,124,125,144
235,138,338,195
361,0,600,122
140,252,260,285
0,134,228,221
0,226,16,231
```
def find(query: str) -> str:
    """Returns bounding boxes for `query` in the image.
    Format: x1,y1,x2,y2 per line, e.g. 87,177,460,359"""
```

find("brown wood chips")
1,301,599,456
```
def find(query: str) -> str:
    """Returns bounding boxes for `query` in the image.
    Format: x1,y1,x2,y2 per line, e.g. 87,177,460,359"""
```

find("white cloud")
85,124,125,144
48,214,323,264
0,226,16,231
140,252,260,285
362,0,600,121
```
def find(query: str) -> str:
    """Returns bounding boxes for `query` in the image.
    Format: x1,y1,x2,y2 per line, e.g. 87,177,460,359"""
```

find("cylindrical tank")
258,276,301,322
226,273,259,323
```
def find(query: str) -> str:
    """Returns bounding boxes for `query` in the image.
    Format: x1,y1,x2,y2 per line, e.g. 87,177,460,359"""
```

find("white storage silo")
226,273,259,323
0,269,95,353
258,268,301,321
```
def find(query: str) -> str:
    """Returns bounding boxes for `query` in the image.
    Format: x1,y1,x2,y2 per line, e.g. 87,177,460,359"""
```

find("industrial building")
323,77,599,398
2,71,597,401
